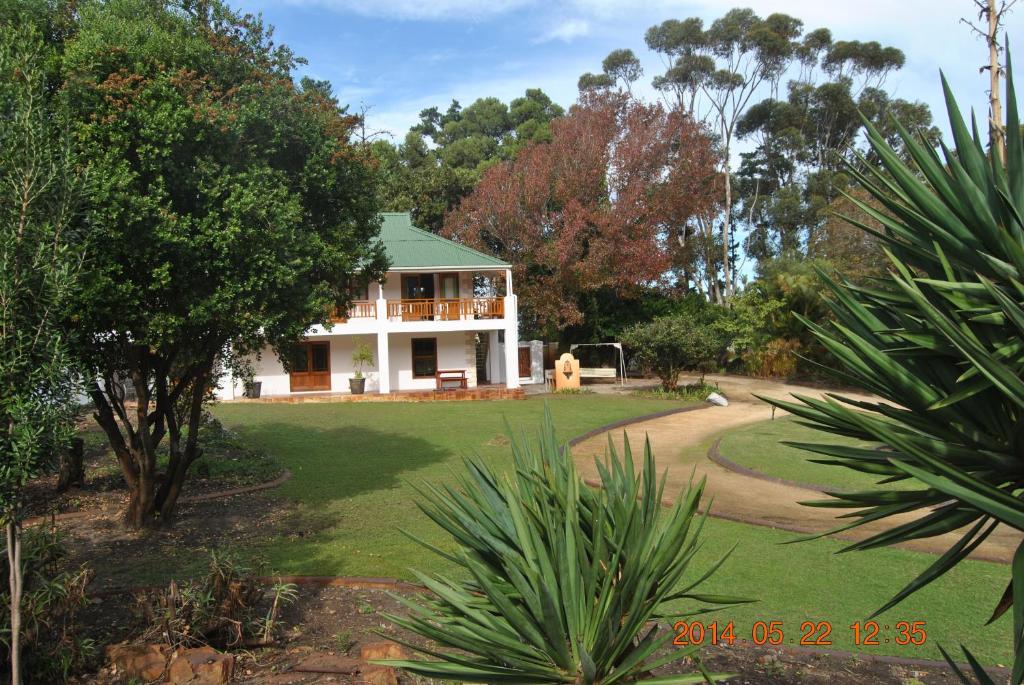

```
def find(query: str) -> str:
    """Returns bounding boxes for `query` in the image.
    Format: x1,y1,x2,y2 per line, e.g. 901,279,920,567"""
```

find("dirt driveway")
571,374,1021,563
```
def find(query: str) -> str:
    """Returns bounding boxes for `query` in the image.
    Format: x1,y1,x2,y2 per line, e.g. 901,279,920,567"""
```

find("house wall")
243,335,383,396
212,267,519,398
387,331,476,391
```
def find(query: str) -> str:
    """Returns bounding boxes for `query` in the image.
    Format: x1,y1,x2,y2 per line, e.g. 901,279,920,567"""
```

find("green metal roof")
377,213,509,269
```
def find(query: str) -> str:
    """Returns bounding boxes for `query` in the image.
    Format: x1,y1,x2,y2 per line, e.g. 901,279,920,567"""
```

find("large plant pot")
349,377,366,395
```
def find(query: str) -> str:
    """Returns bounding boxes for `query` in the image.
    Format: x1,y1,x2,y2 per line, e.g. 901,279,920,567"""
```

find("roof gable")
377,213,508,269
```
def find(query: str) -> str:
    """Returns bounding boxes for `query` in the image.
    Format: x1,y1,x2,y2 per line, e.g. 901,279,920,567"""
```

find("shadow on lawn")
234,422,454,503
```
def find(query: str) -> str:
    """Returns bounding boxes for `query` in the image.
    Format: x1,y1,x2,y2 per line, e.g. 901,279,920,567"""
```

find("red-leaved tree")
443,94,720,334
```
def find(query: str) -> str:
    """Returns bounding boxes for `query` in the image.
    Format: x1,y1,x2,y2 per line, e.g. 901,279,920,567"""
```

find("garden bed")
76,583,992,684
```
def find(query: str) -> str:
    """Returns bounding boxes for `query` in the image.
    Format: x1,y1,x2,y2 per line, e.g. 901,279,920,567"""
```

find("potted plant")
349,339,374,394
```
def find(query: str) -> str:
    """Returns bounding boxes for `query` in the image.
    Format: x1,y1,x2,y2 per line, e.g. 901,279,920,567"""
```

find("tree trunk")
156,368,209,523
6,521,22,685
56,437,85,493
722,155,734,301
124,471,156,528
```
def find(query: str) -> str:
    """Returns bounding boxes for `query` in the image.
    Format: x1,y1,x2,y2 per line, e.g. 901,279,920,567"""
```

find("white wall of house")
387,331,476,391
232,335,383,397
519,340,545,385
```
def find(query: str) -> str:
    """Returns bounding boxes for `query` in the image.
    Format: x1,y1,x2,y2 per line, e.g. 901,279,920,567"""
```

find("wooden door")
518,347,532,378
290,341,331,391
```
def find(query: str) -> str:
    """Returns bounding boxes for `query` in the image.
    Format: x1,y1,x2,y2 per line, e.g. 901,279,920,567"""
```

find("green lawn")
213,396,1011,664
717,415,894,492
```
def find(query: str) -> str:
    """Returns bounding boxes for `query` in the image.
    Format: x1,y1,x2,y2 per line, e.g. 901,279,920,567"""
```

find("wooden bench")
435,369,468,391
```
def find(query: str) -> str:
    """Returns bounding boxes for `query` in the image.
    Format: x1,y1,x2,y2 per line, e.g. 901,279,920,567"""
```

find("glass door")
401,274,435,320
439,273,459,320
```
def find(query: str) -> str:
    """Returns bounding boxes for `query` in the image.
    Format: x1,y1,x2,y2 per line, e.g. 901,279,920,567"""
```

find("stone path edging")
567,403,712,448
25,468,293,528
567,387,1017,564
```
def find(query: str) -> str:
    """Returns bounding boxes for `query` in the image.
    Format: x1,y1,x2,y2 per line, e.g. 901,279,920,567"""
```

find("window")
412,338,437,378
349,277,370,301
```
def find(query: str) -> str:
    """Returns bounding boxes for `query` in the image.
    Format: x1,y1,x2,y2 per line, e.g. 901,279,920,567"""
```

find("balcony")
330,301,377,323
386,297,504,322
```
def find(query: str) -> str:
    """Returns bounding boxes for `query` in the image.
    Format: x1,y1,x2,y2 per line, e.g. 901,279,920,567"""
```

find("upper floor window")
350,277,369,301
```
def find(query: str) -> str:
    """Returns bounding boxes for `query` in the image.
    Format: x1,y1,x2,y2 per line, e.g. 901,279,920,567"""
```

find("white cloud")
535,18,591,43
277,0,534,21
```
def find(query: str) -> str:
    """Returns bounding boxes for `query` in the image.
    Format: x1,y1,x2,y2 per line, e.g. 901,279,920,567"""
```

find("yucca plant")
759,55,1024,682
380,410,745,684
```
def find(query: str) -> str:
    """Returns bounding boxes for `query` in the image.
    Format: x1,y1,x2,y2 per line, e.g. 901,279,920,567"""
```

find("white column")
504,268,513,295
376,332,390,394
503,294,520,389
487,329,502,384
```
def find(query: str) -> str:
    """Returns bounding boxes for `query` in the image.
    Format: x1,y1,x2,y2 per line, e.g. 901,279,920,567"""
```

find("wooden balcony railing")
386,297,504,322
330,301,377,323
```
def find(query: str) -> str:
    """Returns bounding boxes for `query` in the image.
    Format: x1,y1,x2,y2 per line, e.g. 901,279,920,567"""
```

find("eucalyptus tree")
0,21,84,684
62,0,387,528
605,10,802,301
578,48,643,96
662,10,801,299
735,34,937,263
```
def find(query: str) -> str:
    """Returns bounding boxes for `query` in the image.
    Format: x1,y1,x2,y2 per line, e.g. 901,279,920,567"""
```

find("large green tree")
61,0,387,528
372,89,564,232
642,10,804,301
0,20,84,683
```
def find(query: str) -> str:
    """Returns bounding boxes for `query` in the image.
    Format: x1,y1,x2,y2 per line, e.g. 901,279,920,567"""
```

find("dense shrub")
719,258,840,379
744,338,801,378
622,313,727,390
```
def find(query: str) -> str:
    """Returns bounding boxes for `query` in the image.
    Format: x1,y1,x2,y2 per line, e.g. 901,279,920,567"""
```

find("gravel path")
570,374,1020,564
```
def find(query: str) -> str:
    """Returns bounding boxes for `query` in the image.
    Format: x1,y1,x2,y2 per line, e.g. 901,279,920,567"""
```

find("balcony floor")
229,385,525,403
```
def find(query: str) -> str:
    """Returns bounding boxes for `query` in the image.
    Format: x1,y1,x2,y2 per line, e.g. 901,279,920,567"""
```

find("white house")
218,213,523,399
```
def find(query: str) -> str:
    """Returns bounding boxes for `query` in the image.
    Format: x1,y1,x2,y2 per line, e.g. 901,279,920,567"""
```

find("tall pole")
988,0,1006,163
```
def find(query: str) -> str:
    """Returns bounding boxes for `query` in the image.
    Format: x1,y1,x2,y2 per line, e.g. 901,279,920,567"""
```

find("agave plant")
759,56,1024,681
380,410,745,684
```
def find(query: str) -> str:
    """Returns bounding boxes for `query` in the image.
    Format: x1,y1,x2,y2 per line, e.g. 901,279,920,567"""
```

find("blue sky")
238,0,1024,142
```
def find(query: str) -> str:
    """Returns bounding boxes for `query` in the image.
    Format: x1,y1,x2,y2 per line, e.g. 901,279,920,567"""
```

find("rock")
293,653,362,674
167,645,235,685
359,641,411,662
706,392,729,407
105,642,167,682
361,664,399,685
